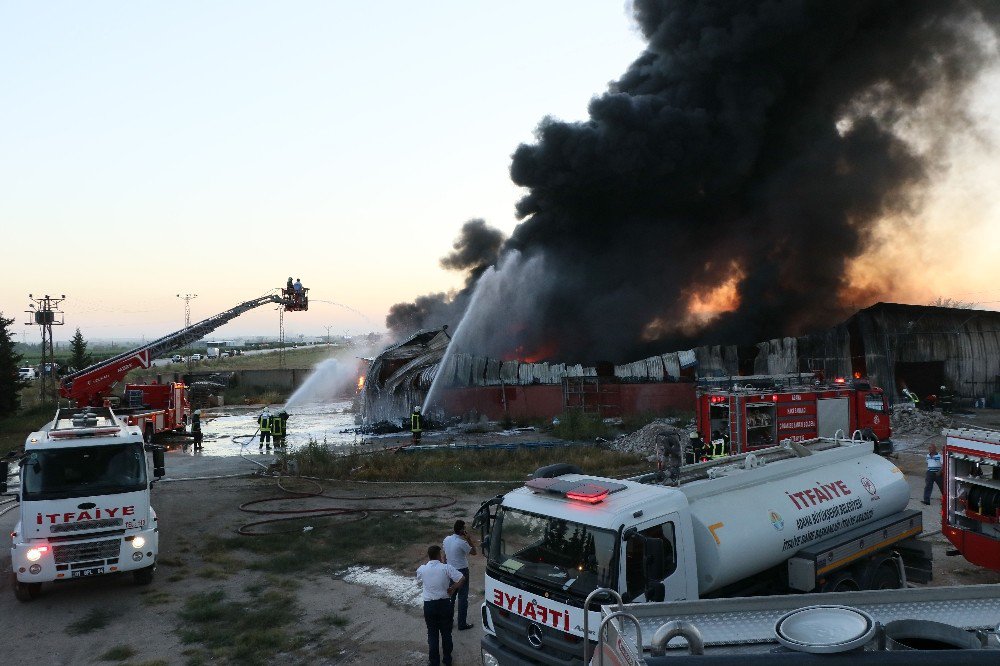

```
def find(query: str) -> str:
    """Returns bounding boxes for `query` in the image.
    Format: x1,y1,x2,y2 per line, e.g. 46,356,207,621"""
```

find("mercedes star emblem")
527,622,544,648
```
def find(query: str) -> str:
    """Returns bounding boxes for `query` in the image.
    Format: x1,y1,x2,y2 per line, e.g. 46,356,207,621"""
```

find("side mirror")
0,460,8,494
152,448,165,478
629,534,667,581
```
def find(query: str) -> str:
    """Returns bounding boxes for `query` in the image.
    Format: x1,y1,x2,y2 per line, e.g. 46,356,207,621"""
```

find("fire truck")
942,427,1000,571
695,375,893,456
3,407,165,600
58,284,309,442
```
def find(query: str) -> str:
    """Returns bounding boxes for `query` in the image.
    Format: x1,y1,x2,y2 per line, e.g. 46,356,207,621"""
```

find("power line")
25,293,66,403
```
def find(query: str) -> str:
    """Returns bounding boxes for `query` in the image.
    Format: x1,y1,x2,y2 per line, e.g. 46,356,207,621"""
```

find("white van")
19,367,37,381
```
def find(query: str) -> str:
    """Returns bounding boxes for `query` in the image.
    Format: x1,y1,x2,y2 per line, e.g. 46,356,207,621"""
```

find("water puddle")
337,565,423,608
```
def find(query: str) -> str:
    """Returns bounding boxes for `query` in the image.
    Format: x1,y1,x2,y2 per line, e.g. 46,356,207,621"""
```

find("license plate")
71,567,103,578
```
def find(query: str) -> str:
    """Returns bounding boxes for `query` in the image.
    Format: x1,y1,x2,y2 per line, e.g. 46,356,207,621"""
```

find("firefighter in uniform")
938,385,954,414
411,407,423,445
258,408,273,450
708,430,729,459
272,410,289,448
191,409,203,451
687,431,705,464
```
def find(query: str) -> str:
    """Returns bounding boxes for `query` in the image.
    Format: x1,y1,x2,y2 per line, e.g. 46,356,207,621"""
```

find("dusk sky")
3,2,999,347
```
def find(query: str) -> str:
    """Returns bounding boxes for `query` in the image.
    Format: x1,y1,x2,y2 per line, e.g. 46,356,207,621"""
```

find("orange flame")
357,375,365,392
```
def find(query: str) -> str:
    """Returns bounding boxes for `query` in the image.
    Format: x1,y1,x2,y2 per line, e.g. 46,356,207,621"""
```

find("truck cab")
4,407,164,601
478,441,926,665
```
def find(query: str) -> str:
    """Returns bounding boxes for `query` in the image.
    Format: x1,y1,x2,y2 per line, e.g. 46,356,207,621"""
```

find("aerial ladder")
56,285,308,440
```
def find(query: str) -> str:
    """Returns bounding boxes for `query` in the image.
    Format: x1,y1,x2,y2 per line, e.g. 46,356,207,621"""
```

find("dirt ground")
2,414,999,665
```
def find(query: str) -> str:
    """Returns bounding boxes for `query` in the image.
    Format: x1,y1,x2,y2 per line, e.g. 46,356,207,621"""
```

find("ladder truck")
58,284,309,442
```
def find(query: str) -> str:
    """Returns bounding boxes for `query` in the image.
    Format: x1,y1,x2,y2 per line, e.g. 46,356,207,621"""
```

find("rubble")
891,407,953,436
611,418,690,456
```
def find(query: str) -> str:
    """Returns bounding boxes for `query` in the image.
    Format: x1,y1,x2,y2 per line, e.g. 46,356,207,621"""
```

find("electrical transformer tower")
177,293,198,327
25,294,65,402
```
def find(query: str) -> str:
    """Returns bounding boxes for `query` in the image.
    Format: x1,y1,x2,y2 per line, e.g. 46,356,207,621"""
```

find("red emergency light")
709,395,726,404
834,377,846,384
524,477,626,504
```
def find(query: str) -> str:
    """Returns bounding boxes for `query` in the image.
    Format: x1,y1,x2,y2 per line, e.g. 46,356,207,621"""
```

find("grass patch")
178,587,301,665
168,573,186,583
0,402,55,456
100,645,136,661
289,440,646,482
140,589,172,606
195,566,228,580
551,410,613,441
317,613,350,628
66,607,119,636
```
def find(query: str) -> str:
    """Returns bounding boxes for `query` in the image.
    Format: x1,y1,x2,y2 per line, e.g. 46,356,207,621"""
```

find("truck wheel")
13,579,41,602
133,565,155,585
822,571,861,592
867,563,902,590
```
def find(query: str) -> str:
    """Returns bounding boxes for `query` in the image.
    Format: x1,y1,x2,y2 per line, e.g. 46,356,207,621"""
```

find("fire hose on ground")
235,475,458,536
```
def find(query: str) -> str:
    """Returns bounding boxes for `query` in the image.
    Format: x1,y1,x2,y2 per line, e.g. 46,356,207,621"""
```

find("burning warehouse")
362,302,1000,425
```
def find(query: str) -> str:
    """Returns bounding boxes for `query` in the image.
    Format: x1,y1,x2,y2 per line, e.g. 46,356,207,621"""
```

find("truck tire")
822,571,861,592
12,577,41,602
133,564,155,585
866,562,902,590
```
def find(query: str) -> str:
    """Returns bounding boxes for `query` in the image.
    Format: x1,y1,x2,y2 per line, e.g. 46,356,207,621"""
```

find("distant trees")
0,313,26,416
69,327,92,371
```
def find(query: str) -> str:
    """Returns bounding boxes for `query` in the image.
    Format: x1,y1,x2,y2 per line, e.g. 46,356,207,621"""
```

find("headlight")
482,650,500,666
132,552,143,562
132,536,145,549
29,564,41,574
25,546,48,562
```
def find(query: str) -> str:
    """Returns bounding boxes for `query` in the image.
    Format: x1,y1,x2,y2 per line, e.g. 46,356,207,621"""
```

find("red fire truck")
942,427,1000,571
696,375,892,456
58,285,309,442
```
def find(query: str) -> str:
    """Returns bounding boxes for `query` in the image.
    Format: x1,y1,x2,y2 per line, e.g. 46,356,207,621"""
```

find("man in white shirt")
416,544,465,666
923,443,944,505
443,519,477,630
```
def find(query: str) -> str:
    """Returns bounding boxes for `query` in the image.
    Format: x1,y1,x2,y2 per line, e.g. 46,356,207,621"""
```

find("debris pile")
611,419,690,456
891,407,953,436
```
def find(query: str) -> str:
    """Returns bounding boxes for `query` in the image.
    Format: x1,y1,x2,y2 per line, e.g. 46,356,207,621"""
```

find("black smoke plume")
385,219,505,335
389,0,999,362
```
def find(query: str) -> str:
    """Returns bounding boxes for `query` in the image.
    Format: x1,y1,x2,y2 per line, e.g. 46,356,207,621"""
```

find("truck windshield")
22,443,147,501
489,507,618,598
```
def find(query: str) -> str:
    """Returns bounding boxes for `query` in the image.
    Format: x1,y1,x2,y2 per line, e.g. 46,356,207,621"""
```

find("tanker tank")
679,445,909,594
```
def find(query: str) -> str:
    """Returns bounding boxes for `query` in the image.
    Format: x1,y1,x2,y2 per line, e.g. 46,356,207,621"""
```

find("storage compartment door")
817,397,849,437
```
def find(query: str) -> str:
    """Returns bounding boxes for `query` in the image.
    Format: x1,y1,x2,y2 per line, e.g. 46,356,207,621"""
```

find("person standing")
411,407,423,445
258,408,272,451
191,409,203,451
443,519,477,630
416,544,464,666
272,410,289,448
923,443,944,505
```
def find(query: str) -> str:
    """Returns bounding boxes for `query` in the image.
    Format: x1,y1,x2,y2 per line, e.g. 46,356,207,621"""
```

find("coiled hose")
236,475,457,536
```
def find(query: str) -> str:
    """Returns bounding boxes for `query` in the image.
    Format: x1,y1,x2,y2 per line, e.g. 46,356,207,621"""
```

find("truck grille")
52,539,121,565
51,518,123,534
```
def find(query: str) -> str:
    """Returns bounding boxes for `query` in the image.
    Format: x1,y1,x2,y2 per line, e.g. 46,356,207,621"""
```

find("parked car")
18,367,36,381
171,354,183,363
191,353,203,361
220,351,231,358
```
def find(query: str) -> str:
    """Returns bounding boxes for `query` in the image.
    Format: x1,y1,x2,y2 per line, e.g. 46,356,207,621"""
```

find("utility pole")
324,325,334,344
25,294,65,404
176,293,198,328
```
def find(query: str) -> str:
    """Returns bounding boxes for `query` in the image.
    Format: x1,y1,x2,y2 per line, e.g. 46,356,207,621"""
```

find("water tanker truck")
475,437,930,665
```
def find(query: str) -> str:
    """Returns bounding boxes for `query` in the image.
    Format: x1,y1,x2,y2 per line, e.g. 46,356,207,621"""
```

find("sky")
0,1,646,343
2,2,999,348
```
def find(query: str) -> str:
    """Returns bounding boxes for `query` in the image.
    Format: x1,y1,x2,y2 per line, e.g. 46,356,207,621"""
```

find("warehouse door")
817,397,849,438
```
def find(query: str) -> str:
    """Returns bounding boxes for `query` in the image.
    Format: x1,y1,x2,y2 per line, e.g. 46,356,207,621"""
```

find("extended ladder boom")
60,293,288,406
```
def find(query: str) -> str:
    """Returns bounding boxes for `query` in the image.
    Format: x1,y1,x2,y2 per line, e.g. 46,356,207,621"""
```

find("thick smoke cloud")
385,219,505,335
389,0,999,362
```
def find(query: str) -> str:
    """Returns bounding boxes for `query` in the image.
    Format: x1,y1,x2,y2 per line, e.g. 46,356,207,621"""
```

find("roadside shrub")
551,410,612,441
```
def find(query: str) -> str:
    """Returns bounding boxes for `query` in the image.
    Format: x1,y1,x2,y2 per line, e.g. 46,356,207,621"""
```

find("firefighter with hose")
411,407,423,445
272,410,289,448
191,409,203,452
258,407,273,451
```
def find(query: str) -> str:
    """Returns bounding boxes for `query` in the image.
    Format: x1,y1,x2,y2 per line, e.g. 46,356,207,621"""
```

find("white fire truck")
942,427,1000,571
2,406,164,601
475,438,930,665
696,376,893,456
